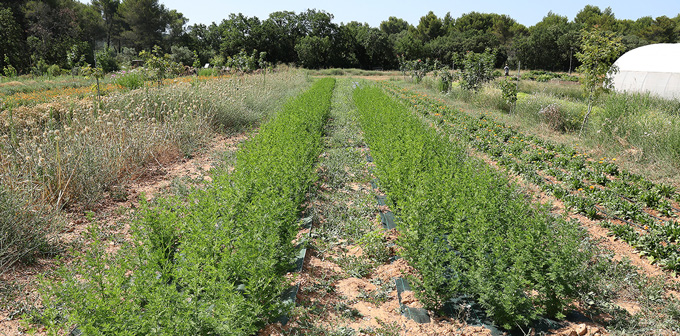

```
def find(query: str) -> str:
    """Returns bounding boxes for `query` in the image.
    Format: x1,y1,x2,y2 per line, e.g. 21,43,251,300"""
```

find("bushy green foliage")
40,78,335,335
354,86,590,329
31,59,49,77
113,70,145,90
95,48,120,73
498,78,517,112
140,45,177,87
432,62,454,93
397,55,432,83
46,64,62,77
459,49,495,91
226,50,268,73
170,45,196,66
2,54,17,77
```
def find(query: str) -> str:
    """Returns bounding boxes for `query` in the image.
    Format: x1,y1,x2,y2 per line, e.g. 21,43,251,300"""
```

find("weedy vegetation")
0,69,308,276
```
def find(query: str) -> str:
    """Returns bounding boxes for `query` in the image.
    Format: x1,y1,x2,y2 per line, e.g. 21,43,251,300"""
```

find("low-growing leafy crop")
382,82,680,273
354,85,590,330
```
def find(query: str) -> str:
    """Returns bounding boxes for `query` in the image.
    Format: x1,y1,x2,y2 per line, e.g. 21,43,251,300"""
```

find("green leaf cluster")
41,78,336,335
498,78,517,111
354,86,590,329
576,28,624,98
459,49,496,91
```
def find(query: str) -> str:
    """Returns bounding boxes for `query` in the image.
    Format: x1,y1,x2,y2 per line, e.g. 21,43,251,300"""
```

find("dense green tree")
262,11,302,63
185,23,221,65
380,16,409,35
118,0,168,51
642,16,677,43
165,9,189,47
354,24,394,69
453,11,495,32
218,13,263,59
24,0,85,68
0,3,678,73
516,12,578,71
393,29,425,60
425,34,460,66
92,0,120,49
574,5,616,30
298,9,336,36
295,35,331,68
450,12,526,66
417,11,444,41
0,6,25,71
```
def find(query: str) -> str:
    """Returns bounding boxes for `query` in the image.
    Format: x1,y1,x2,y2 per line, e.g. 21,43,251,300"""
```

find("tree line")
1,0,679,75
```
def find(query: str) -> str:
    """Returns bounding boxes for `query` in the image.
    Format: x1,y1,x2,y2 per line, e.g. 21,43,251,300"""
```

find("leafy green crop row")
353,85,590,329
40,78,335,335
383,83,680,273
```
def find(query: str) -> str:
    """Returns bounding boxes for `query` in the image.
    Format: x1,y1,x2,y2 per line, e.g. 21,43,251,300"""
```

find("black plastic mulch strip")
366,153,430,324
394,277,430,323
69,327,83,336
380,211,397,230
276,284,300,326
376,195,387,206
278,215,314,325
441,296,504,336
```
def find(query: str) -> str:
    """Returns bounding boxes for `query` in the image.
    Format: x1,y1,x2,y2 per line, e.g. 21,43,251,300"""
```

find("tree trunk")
579,88,595,137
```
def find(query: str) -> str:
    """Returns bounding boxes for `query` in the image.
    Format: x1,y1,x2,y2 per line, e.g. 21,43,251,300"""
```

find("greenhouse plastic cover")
611,43,680,100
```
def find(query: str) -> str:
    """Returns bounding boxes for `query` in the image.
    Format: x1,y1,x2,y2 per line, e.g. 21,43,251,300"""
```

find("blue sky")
80,0,680,28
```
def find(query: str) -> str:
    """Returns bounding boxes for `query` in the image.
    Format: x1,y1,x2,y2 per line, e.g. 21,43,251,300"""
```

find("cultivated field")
1,69,680,335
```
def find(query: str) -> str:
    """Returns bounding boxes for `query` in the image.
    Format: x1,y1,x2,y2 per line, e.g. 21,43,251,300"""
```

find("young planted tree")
140,45,173,87
459,48,495,91
576,27,624,136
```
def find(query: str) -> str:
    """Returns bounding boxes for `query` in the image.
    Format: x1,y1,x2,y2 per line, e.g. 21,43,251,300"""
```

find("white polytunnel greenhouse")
610,43,680,100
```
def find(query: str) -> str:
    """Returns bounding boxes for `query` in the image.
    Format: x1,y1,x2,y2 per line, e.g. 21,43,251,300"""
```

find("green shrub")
46,64,61,77
197,68,218,76
96,48,120,73
3,55,17,77
459,49,495,91
31,59,49,76
114,70,145,90
170,45,195,66
498,78,517,112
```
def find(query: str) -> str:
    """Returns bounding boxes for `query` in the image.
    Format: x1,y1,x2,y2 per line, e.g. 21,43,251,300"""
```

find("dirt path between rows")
0,132,248,336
